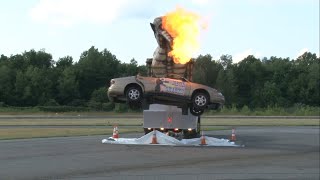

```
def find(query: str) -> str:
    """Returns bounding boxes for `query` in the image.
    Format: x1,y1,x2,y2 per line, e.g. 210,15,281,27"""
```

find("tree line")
0,46,319,111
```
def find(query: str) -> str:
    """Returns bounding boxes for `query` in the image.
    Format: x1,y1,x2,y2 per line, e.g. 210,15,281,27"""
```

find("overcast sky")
0,0,319,64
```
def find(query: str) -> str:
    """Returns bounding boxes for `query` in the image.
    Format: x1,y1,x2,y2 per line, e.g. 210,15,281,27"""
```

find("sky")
0,0,319,65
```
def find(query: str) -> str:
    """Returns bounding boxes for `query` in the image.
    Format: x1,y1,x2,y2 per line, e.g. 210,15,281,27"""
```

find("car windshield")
168,73,190,82
180,77,189,82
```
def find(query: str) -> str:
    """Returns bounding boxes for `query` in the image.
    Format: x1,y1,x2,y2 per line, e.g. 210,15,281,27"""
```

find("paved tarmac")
0,126,319,180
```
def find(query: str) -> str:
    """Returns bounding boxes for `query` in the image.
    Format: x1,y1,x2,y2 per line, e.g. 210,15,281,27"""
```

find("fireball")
162,7,203,64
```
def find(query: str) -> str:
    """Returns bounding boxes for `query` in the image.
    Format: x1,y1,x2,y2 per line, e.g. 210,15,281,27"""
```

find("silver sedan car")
108,75,225,116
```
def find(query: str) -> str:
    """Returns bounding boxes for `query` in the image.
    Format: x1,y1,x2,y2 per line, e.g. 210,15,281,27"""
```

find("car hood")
190,82,225,103
189,82,219,92
113,76,136,81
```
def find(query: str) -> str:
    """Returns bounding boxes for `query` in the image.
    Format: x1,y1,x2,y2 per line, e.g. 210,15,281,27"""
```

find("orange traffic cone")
199,131,207,145
150,129,158,144
112,125,119,139
230,128,236,141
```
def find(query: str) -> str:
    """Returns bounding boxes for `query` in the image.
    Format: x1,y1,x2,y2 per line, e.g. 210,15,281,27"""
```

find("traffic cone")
150,129,158,144
112,125,119,139
199,131,207,145
230,128,236,141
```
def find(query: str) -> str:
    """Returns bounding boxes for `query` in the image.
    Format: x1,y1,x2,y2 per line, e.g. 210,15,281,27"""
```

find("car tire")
190,106,204,116
192,92,209,109
126,86,142,102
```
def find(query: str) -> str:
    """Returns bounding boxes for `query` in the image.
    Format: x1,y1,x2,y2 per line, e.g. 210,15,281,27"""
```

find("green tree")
216,66,236,107
1,48,319,110
260,81,282,107
219,54,232,69
14,71,27,105
20,67,54,106
265,56,292,107
288,52,320,106
88,87,109,110
76,46,121,100
193,54,223,87
0,65,15,104
90,87,109,103
57,67,79,105
23,49,54,68
56,56,73,69
233,55,267,108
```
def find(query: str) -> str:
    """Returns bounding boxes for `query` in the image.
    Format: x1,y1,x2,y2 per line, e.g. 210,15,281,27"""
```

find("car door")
154,77,191,98
135,76,156,93
136,76,191,98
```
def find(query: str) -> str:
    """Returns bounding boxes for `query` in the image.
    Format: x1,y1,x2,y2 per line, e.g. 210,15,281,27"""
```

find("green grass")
208,105,320,116
0,107,140,115
0,107,41,114
0,118,318,126
0,118,143,126
201,126,229,131
0,126,229,140
1,105,319,116
0,127,143,140
0,117,318,140
201,118,320,126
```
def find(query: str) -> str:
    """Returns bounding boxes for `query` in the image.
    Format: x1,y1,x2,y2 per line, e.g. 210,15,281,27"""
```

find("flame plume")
162,7,203,64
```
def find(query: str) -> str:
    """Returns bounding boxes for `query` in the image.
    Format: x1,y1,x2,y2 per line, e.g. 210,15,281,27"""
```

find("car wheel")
126,86,142,102
192,92,209,109
190,106,204,116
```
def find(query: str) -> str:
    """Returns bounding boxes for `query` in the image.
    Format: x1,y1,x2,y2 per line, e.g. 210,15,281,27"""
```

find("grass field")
201,118,319,126
1,105,319,116
0,118,143,126
0,117,318,140
0,127,142,140
0,117,318,126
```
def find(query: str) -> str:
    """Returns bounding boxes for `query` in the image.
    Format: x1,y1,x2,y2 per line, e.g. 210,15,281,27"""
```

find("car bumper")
108,87,124,102
209,91,225,104
107,88,120,102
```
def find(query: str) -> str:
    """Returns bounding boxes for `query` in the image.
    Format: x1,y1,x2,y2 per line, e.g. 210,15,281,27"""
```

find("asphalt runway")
0,126,319,180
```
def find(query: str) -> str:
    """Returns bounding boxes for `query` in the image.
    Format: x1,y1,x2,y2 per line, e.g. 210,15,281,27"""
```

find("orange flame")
162,7,203,64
